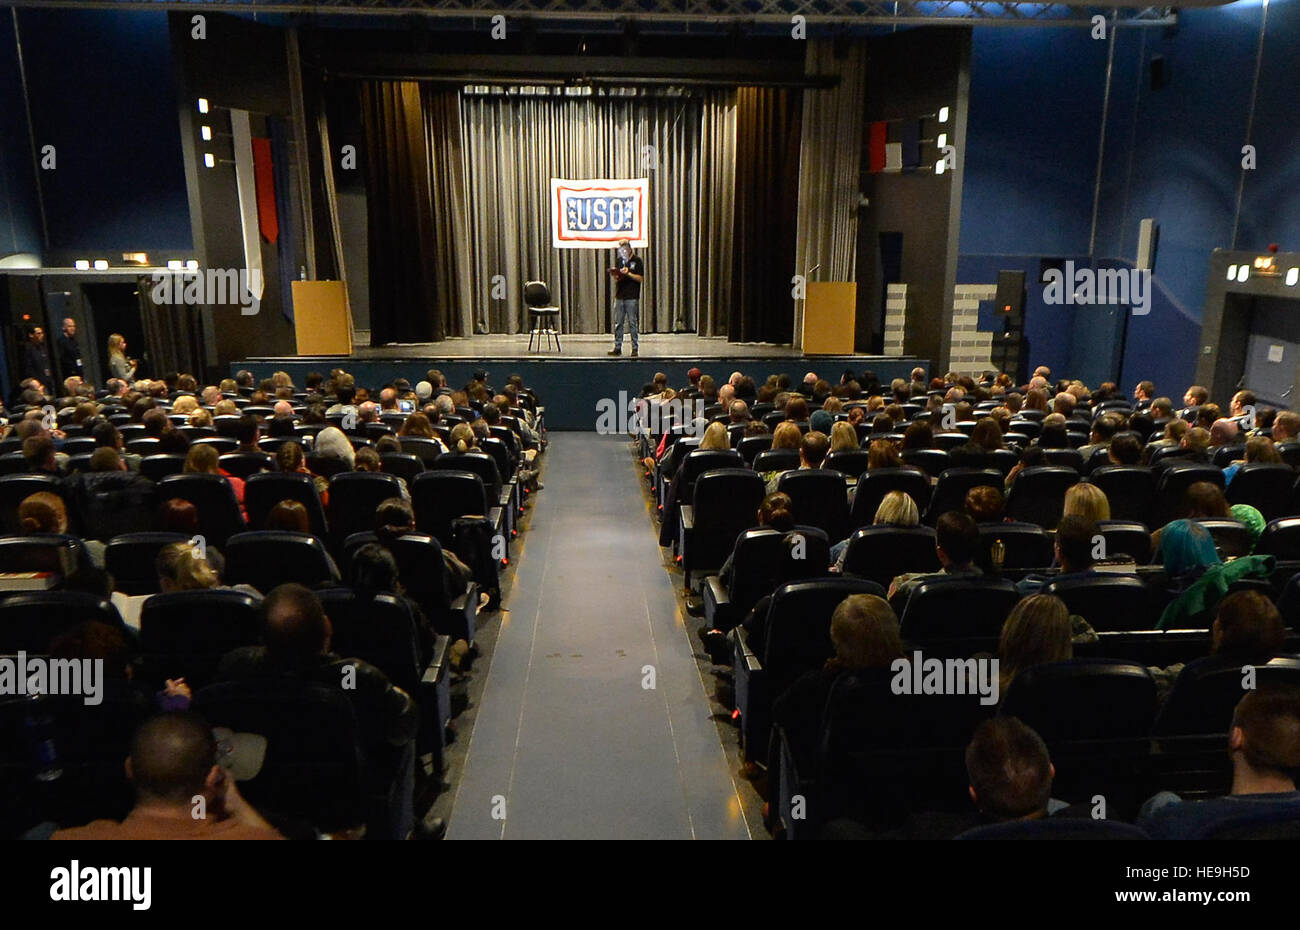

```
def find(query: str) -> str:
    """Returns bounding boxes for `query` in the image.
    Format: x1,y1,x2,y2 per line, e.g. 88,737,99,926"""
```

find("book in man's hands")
0,572,57,592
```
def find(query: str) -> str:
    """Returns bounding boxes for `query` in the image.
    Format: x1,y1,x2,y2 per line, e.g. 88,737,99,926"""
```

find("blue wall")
961,2,1296,401
0,12,41,258
0,8,191,255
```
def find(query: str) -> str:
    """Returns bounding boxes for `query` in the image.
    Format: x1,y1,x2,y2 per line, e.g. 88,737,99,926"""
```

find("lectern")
291,280,353,356
801,282,857,355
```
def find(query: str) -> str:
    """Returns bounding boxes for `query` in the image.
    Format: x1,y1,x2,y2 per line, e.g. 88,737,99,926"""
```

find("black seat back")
726,526,831,616
1005,466,1079,529
156,473,247,547
1155,463,1224,527
1088,466,1156,525
223,531,337,592
0,591,123,653
0,475,64,535
1095,519,1153,564
138,454,188,482
328,472,404,544
752,448,800,474
849,468,930,531
1226,464,1295,521
975,522,1054,572
243,472,329,538
138,588,262,689
842,525,939,588
776,469,850,541
1155,656,1300,736
104,532,190,595
824,450,870,479
1042,574,1156,632
763,578,886,697
411,470,489,546
924,468,1001,525
900,449,949,479
1257,517,1300,561
315,588,423,697
899,577,1020,648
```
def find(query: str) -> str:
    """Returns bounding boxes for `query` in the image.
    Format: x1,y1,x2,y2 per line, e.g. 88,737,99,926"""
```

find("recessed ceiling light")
93,260,108,270
198,98,209,114
74,260,90,271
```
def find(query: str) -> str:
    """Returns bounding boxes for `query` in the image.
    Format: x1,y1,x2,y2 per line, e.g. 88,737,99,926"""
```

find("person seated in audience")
899,420,933,453
1014,516,1104,608
49,711,282,840
184,442,246,516
1076,413,1121,462
768,593,906,825
1063,481,1110,524
659,421,731,545
374,497,473,601
313,425,356,472
887,511,982,610
189,408,215,431
997,594,1075,696
1106,432,1143,466
1143,416,1188,464
784,395,810,425
1271,410,1300,445
1155,518,1272,630
753,420,802,487
61,446,157,542
828,421,857,455
765,429,829,495
1138,687,1300,839
947,418,1003,469
23,434,64,477
1229,389,1256,430
809,408,834,437
831,489,921,577
1223,434,1282,485
1208,417,1239,451
213,583,420,836
965,485,1006,524
233,414,263,454
274,441,330,507
1153,424,1211,470
1194,403,1222,430
1133,380,1155,410
1150,590,1289,704
1004,445,1047,488
325,383,357,418
15,490,105,574
1152,480,1263,555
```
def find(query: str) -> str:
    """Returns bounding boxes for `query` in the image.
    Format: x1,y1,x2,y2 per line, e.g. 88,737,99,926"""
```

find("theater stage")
234,332,927,430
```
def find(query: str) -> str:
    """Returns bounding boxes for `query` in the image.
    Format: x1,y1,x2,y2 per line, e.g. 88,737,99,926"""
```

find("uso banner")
550,178,649,249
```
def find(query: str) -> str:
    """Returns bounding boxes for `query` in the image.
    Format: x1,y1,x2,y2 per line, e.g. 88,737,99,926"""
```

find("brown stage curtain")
359,81,442,345
137,275,205,380
729,87,803,345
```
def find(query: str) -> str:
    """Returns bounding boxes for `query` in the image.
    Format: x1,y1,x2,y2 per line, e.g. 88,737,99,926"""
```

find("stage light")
167,260,183,270
186,260,199,270
937,133,947,148
938,106,950,123
197,98,209,114
1227,264,1238,281
74,260,90,270
204,153,215,168
93,260,109,270
1287,267,1299,286
934,160,946,175
201,125,212,141
1237,264,1249,283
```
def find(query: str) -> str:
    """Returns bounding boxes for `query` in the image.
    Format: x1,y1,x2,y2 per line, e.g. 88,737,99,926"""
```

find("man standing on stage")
56,317,83,379
608,238,644,358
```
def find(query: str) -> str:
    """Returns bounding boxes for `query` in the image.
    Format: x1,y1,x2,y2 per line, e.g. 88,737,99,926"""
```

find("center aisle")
447,432,752,839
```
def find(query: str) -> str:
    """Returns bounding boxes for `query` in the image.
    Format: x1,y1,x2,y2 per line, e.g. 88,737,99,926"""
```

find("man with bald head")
1273,411,1300,445
1210,417,1240,449
51,712,282,840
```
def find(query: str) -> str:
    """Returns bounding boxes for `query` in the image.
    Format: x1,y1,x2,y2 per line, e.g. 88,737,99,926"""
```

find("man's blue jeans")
613,298,639,351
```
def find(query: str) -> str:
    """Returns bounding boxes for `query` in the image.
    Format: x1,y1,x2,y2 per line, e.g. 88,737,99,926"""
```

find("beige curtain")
458,88,737,335
422,87,475,337
794,39,867,346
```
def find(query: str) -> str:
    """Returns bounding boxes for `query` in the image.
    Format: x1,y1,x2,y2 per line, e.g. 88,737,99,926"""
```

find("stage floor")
346,331,822,360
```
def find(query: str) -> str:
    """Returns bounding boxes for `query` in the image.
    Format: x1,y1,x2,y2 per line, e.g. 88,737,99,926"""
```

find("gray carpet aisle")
447,432,752,839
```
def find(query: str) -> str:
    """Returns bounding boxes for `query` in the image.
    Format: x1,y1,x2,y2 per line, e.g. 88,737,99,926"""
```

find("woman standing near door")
107,333,137,382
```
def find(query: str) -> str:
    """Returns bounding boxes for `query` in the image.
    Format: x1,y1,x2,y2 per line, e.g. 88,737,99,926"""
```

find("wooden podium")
291,280,353,356
801,282,857,355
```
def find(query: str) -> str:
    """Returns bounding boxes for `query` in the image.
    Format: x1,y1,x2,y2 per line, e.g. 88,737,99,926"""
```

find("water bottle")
22,697,62,783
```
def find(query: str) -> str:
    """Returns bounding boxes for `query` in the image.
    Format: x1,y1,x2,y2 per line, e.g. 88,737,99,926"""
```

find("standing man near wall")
608,238,644,358
21,325,53,391
56,318,84,380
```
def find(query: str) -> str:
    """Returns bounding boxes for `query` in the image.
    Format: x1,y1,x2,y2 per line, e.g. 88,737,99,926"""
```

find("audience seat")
410,470,501,550
841,525,939,589
897,577,1021,653
156,473,247,547
306,454,350,480
223,531,339,592
734,577,885,760
0,474,65,535
956,819,1149,841
823,450,870,479
104,532,190,595
138,454,187,483
975,522,1053,572
1095,519,1154,564
343,531,477,643
1154,463,1224,527
327,472,404,544
849,468,930,531
1042,575,1157,632
1226,464,1295,521
701,526,830,632
737,435,772,465
752,448,800,475
776,469,850,542
1005,466,1079,530
1087,466,1156,525
380,453,424,484
900,449,949,479
924,468,1001,526
219,452,274,480
1193,518,1254,559
137,588,262,689
399,436,442,465
1212,444,1247,469
1256,517,1300,561
0,591,124,654
679,468,765,590
243,472,329,538
0,533,84,577
1154,657,1300,736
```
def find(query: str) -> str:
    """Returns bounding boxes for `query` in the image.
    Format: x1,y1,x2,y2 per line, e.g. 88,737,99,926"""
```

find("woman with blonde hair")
449,422,478,453
107,333,136,382
172,395,198,415
873,489,920,528
698,421,730,451
998,594,1073,695
1063,481,1110,524
829,421,858,454
156,540,222,592
770,420,802,450
189,408,214,429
